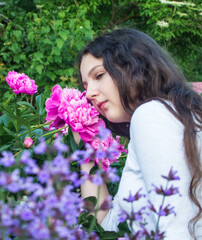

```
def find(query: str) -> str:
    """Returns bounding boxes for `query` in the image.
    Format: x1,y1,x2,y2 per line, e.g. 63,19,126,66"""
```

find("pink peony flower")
45,85,127,170
6,71,37,95
192,82,202,95
24,137,33,148
45,85,104,140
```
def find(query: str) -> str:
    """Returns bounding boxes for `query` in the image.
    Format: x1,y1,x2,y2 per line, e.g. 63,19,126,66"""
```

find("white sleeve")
129,101,198,239
101,101,201,239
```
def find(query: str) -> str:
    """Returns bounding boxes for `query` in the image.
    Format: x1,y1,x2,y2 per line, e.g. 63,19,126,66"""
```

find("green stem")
155,180,169,232
88,185,101,234
5,92,15,105
17,120,53,138
33,125,68,141
14,149,23,157
14,125,68,157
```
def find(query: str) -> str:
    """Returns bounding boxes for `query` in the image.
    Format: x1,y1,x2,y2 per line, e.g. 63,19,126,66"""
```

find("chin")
105,115,125,123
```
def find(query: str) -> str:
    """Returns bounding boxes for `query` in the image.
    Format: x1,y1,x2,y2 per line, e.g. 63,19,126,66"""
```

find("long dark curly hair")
78,28,202,239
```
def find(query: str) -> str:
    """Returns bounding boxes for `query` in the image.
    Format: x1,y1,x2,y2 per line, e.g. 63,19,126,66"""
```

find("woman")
78,29,202,239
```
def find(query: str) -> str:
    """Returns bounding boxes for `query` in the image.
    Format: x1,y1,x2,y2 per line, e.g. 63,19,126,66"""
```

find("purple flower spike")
34,137,47,154
100,196,112,210
53,135,68,152
150,184,180,197
0,151,15,167
98,128,111,140
158,204,176,217
118,210,128,223
162,167,180,181
102,167,120,183
123,188,145,202
91,173,104,186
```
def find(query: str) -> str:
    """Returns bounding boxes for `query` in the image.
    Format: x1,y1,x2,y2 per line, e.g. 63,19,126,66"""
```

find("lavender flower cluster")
0,130,120,240
118,168,181,240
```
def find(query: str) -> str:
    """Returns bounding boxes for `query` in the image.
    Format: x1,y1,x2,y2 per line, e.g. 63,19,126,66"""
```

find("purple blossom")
71,150,89,165
0,173,7,186
132,207,146,221
98,127,111,140
119,210,128,223
0,151,15,167
95,149,106,159
53,135,68,152
7,182,21,193
102,167,120,183
38,163,51,184
162,167,180,181
100,196,112,210
34,137,47,154
24,159,40,175
123,189,145,202
20,207,34,221
148,200,157,213
158,204,176,216
150,184,180,197
149,230,165,240
51,153,70,175
28,220,50,239
91,173,104,186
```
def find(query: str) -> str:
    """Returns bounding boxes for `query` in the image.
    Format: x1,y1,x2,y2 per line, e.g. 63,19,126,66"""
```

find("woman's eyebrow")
88,64,103,76
82,64,103,86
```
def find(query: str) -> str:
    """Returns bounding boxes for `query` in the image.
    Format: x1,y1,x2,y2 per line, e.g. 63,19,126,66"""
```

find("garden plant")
0,0,201,239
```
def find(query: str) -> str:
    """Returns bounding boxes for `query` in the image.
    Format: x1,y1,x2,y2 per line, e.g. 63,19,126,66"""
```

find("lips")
97,101,107,110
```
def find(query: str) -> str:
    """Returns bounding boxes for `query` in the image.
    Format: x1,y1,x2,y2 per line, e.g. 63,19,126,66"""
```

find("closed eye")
96,73,104,80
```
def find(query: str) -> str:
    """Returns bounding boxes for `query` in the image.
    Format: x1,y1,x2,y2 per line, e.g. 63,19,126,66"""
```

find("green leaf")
27,31,35,43
89,165,98,175
13,30,22,41
58,12,65,19
58,30,69,41
41,26,50,34
0,144,12,152
51,46,61,56
100,231,120,239
16,101,36,111
3,126,16,137
43,39,52,45
34,52,43,59
70,135,78,152
36,65,44,74
0,115,10,127
83,196,97,211
56,39,64,50
78,139,85,150
36,94,45,115
31,129,43,138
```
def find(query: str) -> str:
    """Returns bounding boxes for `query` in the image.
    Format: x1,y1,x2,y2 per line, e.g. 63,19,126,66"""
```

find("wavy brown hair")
78,28,202,239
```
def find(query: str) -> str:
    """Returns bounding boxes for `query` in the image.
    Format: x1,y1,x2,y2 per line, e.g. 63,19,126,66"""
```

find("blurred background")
0,0,201,99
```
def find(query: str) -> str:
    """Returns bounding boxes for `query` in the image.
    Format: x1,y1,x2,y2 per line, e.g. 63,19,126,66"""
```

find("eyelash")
96,73,104,80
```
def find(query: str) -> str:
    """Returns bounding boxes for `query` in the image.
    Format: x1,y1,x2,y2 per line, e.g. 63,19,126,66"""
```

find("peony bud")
24,137,33,148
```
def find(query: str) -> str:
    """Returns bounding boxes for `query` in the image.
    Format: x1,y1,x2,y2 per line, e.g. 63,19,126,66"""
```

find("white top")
101,100,202,239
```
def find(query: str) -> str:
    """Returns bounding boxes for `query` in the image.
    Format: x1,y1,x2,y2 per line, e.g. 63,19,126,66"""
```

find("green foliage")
135,0,202,82
0,0,95,95
0,0,201,90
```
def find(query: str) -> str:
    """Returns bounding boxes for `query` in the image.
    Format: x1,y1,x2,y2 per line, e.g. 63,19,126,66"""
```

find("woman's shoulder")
131,100,175,121
130,100,183,133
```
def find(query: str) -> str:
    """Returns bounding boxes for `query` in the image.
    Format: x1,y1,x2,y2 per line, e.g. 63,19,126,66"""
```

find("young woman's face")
80,54,131,123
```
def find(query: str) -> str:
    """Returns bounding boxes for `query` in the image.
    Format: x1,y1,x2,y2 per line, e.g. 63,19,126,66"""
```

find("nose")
85,82,99,100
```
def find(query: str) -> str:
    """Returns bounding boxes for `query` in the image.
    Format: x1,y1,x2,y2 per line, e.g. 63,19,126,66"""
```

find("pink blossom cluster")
85,134,127,171
6,71,38,95
46,84,104,142
46,84,127,169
